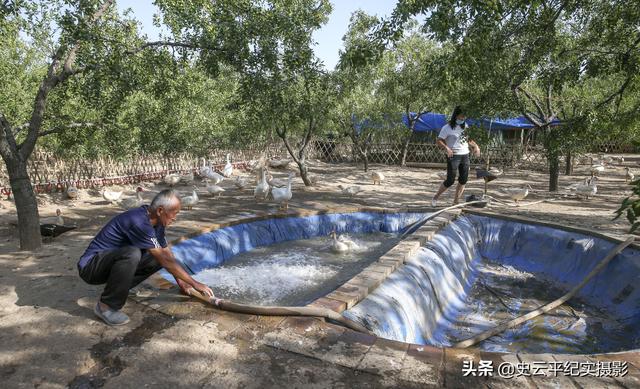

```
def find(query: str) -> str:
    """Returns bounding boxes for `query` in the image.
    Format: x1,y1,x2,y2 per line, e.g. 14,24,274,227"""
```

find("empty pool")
343,214,640,354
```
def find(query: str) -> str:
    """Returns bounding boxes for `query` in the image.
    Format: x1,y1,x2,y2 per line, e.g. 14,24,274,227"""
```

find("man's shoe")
94,303,130,326
431,198,437,207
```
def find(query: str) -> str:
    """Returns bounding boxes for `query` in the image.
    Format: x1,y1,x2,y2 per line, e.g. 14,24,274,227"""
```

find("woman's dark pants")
444,154,470,188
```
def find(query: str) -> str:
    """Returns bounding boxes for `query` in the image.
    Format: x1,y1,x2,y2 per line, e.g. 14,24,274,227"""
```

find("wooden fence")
0,145,291,194
0,138,631,195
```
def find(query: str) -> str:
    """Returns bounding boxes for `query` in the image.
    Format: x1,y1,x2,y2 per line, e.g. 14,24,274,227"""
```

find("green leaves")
613,180,640,233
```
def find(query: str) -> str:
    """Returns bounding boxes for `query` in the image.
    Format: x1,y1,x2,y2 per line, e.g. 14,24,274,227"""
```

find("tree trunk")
7,161,42,250
548,151,560,192
565,152,573,176
296,161,311,186
276,127,313,187
352,141,369,172
356,144,369,172
401,135,411,166
363,149,368,172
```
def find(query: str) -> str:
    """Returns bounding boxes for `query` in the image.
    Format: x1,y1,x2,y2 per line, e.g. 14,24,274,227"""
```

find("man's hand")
445,147,453,158
176,278,193,296
473,146,481,157
193,281,215,299
176,278,214,299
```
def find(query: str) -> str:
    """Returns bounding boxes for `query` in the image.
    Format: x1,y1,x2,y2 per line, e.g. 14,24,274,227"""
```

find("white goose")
329,230,349,253
103,189,123,203
575,177,598,199
234,176,249,190
120,187,145,209
500,184,532,203
488,167,503,176
267,172,289,188
371,171,385,185
206,183,225,198
198,157,211,177
41,209,64,226
203,167,225,185
338,234,359,250
271,172,294,210
66,184,79,200
269,158,290,169
180,171,194,184
338,185,362,197
626,167,635,183
590,163,605,176
181,186,199,210
254,168,270,201
164,173,181,187
223,153,233,177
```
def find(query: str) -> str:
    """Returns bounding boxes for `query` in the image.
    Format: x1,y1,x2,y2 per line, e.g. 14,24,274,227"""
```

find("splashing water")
194,232,399,306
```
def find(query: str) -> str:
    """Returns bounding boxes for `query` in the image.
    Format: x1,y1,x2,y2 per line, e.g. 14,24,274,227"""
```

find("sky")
116,0,398,70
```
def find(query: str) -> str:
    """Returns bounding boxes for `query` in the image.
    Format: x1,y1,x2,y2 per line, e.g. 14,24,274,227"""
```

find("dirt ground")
0,158,638,388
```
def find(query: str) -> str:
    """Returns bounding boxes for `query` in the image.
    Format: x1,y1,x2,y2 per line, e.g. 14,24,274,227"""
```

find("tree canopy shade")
350,0,640,191
0,0,144,249
0,0,333,249
2,0,640,246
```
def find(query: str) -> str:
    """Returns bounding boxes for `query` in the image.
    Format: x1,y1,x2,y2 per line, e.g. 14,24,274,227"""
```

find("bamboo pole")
483,195,552,207
453,236,636,349
186,289,373,335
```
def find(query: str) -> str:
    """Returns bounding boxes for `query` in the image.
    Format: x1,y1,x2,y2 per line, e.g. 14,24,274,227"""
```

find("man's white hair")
150,189,181,211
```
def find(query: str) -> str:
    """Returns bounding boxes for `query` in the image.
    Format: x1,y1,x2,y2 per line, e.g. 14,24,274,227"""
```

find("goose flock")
31,149,635,243
36,152,389,239
90,149,634,218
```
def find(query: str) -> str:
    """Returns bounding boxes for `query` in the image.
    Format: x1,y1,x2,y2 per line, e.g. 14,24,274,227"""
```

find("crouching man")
77,189,213,325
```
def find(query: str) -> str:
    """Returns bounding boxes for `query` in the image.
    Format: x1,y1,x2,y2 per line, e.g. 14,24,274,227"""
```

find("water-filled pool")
344,214,640,354
165,211,427,304
192,232,399,306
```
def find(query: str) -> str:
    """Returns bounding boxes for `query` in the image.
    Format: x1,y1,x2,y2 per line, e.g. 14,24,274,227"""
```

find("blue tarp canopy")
352,114,395,136
402,112,561,133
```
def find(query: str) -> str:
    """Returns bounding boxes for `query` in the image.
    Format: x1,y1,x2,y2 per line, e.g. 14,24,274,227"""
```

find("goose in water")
329,230,349,253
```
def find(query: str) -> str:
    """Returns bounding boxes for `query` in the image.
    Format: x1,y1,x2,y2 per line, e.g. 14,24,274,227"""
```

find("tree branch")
125,41,221,56
545,81,555,119
513,88,544,128
19,0,115,161
0,114,17,160
516,85,547,120
38,122,96,138
593,73,633,112
299,117,314,160
276,124,300,164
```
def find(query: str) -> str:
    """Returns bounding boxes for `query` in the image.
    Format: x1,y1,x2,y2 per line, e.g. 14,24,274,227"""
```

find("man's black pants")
78,246,162,310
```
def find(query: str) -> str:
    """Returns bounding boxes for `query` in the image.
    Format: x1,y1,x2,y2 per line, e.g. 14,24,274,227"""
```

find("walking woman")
431,106,481,206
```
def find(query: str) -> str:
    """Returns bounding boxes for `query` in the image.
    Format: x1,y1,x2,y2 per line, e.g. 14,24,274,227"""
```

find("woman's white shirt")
438,123,470,155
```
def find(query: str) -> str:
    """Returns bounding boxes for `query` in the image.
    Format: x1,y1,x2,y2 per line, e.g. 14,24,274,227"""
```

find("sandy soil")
0,158,638,388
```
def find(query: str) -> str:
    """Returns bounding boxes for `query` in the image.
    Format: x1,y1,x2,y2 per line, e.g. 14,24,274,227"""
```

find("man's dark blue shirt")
78,205,168,269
